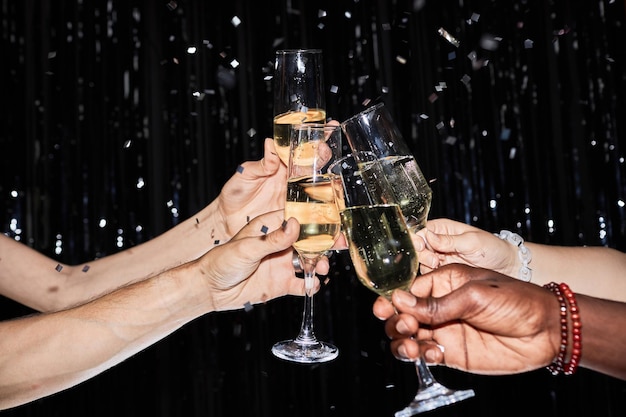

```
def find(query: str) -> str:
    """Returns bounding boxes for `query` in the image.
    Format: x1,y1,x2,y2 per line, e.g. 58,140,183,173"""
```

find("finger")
419,263,435,275
423,228,479,260
407,273,437,298
315,256,330,275
420,341,445,365
236,217,300,263
390,338,420,361
423,228,456,253
425,218,467,235
262,138,282,171
411,231,427,251
372,295,396,320
412,236,439,270
234,139,281,180
392,282,470,327
384,312,419,338
332,233,348,250
231,210,286,241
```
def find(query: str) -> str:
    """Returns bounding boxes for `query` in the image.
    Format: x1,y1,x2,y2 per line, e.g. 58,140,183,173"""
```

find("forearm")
56,201,225,302
0,260,210,409
577,293,626,379
525,243,626,302
0,201,224,312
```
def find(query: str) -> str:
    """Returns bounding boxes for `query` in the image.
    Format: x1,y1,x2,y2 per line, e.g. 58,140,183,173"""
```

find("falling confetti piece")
437,27,460,47
500,128,511,140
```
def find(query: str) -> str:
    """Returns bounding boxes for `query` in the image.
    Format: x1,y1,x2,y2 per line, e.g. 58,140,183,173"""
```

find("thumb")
261,138,281,175
425,228,469,255
233,138,280,181
391,288,470,328
233,212,299,251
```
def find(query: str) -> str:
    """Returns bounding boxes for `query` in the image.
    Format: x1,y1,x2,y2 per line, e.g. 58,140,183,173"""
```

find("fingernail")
396,319,411,334
397,345,409,359
424,349,438,363
394,290,417,307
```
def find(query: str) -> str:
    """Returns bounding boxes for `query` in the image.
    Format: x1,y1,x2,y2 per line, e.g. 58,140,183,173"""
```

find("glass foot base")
271,340,338,364
394,383,475,416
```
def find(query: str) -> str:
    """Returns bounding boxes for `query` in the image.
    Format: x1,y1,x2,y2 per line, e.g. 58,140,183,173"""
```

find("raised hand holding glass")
330,153,475,415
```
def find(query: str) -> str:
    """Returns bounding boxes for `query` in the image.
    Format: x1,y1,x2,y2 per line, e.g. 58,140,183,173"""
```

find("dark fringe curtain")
1,0,625,416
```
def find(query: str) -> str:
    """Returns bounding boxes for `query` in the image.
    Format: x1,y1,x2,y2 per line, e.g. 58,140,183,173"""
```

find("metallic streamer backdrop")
1,0,625,416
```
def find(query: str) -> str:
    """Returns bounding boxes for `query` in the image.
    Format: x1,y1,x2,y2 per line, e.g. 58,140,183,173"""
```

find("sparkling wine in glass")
271,123,342,363
273,49,326,165
341,103,432,232
330,154,475,415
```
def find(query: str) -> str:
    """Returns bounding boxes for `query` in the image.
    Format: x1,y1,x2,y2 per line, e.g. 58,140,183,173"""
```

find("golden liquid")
273,109,326,165
341,204,418,297
361,155,433,232
285,174,340,255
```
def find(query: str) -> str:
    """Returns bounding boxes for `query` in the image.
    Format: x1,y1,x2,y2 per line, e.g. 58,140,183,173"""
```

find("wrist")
171,259,219,314
494,230,532,282
543,282,582,375
195,200,230,246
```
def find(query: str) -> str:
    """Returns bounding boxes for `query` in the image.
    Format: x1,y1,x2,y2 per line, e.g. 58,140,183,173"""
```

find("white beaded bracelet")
494,230,532,282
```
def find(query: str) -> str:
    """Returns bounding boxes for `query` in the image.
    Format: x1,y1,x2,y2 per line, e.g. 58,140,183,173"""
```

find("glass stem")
414,356,437,389
295,255,318,344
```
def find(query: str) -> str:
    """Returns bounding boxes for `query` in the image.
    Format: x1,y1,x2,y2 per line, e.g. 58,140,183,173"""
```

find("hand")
217,120,341,241
216,139,288,240
196,210,328,311
413,218,518,277
372,263,560,375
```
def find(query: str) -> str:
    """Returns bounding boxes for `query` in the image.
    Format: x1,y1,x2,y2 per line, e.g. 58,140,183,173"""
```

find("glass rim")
292,122,340,131
327,151,377,173
341,102,386,126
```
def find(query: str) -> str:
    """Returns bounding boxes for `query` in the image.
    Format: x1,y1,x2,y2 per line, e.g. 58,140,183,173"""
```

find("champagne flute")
330,154,475,415
341,103,432,232
273,49,326,165
330,153,418,296
271,123,342,363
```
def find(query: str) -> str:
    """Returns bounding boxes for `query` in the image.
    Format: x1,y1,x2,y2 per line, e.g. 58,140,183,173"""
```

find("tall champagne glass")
271,124,342,363
341,103,432,232
330,154,475,416
273,49,326,165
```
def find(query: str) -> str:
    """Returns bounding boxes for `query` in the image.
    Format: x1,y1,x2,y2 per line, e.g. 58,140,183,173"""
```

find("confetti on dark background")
1,1,626,416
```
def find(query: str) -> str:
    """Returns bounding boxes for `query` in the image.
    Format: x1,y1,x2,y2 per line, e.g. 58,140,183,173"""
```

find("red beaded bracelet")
544,282,582,375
